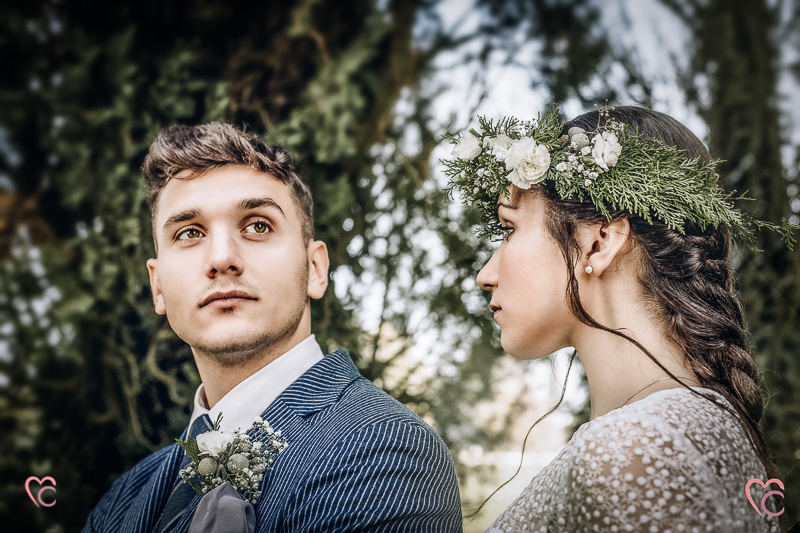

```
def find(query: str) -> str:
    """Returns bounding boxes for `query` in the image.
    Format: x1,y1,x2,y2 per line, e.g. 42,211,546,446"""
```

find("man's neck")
194,326,311,409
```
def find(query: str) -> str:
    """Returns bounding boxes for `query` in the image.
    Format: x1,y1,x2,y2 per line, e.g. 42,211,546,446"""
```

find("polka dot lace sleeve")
486,388,781,533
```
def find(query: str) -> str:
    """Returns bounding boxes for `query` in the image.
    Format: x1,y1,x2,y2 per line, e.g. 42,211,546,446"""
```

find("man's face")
146,165,327,366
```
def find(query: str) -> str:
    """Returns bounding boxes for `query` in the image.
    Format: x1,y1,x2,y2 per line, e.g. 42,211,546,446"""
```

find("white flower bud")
196,430,236,458
452,131,482,160
504,137,551,189
592,131,622,171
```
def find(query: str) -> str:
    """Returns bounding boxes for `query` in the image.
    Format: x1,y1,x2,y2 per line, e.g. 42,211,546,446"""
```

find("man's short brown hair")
142,123,314,245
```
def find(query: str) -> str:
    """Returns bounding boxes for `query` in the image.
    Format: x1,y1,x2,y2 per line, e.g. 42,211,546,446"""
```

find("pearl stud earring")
585,265,593,274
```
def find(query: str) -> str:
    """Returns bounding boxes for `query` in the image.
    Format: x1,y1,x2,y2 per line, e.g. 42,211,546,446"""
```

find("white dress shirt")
188,334,324,433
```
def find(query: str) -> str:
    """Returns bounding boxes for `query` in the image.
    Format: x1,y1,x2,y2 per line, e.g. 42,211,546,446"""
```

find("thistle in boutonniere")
176,413,288,505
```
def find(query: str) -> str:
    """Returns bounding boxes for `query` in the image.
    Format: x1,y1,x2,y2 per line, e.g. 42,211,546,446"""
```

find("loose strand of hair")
463,349,578,521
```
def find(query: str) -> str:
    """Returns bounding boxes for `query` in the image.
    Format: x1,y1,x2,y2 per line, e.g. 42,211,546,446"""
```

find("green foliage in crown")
442,107,797,251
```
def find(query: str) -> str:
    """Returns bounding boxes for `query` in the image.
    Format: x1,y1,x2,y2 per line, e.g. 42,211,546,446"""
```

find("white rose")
592,131,622,171
486,134,515,159
570,132,590,149
196,430,236,458
451,131,482,160
504,137,551,189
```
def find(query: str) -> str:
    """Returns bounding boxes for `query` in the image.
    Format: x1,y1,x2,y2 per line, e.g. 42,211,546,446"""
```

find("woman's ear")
576,218,631,277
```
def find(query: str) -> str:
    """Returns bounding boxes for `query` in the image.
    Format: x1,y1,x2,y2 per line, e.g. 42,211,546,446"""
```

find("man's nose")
205,231,244,277
476,250,499,291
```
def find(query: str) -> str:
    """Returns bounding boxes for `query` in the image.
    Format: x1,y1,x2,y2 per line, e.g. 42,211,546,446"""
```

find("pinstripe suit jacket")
82,349,462,532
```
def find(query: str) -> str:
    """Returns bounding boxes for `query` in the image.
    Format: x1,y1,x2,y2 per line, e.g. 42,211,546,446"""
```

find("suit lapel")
273,349,360,417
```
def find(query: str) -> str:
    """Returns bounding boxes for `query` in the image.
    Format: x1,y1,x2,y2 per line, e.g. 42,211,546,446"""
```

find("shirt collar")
188,334,324,433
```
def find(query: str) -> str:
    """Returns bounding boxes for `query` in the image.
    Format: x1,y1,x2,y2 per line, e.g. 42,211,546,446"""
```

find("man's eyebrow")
162,208,201,233
237,197,286,218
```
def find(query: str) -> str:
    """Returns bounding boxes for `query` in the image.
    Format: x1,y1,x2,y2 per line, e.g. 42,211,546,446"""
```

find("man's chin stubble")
191,304,306,368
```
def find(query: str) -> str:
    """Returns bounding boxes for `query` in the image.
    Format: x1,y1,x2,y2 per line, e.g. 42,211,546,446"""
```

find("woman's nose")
476,250,499,291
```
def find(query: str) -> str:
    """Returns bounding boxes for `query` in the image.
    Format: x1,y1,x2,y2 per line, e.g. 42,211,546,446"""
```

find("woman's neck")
572,277,698,419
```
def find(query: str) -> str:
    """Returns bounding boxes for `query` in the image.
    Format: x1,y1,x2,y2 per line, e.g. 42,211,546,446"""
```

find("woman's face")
476,190,578,359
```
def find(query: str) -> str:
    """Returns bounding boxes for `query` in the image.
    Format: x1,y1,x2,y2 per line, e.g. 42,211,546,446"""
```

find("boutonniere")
176,414,288,504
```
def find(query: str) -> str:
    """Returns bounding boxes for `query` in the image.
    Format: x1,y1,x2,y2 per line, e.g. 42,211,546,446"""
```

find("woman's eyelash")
500,225,514,240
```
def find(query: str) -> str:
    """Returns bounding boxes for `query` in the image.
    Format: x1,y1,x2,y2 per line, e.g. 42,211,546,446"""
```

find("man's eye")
245,221,271,234
177,228,203,240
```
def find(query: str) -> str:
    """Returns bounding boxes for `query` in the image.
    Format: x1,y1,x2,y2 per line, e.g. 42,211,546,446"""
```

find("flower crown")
442,107,797,251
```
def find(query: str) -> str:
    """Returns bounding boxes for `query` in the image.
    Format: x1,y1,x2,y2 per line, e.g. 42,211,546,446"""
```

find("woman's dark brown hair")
538,105,779,482
468,106,783,525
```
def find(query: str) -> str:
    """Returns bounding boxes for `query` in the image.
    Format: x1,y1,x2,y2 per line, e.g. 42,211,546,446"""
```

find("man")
82,123,462,532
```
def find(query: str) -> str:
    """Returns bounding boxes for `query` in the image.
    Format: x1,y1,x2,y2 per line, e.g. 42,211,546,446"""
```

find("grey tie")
154,414,214,533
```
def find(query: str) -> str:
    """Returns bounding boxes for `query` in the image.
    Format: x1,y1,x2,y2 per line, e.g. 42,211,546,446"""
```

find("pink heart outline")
25,476,56,508
745,478,784,516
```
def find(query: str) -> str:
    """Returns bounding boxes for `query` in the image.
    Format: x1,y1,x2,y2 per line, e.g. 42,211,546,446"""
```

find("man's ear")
146,258,167,315
307,240,330,300
576,218,631,277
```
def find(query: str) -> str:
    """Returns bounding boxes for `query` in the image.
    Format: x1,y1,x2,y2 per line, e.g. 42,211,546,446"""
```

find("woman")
443,106,792,532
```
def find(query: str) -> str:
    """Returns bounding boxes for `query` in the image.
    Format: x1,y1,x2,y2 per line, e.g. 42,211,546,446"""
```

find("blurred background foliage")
1,0,799,531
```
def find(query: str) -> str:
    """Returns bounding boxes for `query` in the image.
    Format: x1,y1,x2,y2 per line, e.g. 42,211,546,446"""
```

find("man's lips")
200,290,257,308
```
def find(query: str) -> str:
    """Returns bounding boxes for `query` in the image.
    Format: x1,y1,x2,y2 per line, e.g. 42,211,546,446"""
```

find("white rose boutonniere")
592,131,622,171
486,134,515,160
176,413,288,505
504,137,551,189
196,430,236,458
451,131,482,160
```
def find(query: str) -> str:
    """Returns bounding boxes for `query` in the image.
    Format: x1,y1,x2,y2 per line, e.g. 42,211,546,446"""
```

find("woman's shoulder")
560,387,776,531
572,387,756,477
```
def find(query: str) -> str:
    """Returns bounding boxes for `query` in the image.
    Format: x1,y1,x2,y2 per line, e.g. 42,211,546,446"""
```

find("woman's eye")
177,228,203,240
500,226,514,241
245,221,271,234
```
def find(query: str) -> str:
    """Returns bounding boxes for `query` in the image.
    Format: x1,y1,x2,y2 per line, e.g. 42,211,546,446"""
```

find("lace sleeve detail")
564,415,725,532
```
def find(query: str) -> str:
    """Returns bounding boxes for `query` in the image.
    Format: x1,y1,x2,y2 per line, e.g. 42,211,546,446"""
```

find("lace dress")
487,388,781,533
